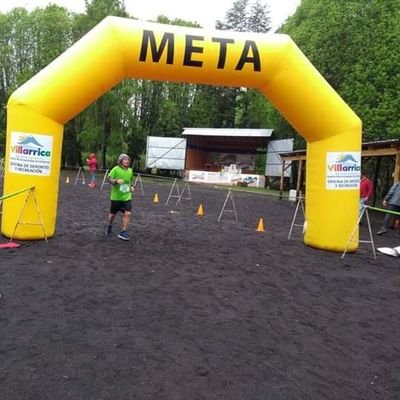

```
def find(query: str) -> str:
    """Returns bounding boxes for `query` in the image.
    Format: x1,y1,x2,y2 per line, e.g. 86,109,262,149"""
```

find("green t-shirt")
108,166,134,201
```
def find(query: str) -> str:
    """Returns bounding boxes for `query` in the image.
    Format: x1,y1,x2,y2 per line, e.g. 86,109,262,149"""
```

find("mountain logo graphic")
327,152,360,173
336,154,357,164
17,135,43,148
11,134,51,157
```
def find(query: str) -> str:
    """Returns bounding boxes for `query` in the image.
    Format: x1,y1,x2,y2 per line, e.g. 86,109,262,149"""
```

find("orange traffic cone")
256,217,265,232
65,176,70,184
153,193,159,204
196,203,204,217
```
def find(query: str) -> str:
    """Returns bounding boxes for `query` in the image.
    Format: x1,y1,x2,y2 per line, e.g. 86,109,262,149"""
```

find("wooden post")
394,151,400,183
279,159,285,199
296,159,303,197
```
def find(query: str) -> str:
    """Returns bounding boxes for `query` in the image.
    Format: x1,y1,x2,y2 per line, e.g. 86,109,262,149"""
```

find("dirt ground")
1,173,400,400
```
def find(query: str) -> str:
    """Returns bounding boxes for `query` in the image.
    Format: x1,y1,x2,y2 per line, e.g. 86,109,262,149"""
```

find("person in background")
105,153,135,241
360,172,374,215
86,153,97,188
376,181,400,235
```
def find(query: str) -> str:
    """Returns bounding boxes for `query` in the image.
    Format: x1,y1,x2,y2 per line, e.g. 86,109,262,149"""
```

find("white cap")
118,153,130,164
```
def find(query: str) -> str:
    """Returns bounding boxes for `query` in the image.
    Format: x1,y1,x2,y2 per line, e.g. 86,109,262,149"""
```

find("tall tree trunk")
101,107,112,170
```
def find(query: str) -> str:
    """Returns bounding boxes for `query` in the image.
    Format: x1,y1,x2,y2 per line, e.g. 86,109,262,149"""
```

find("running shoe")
117,230,129,241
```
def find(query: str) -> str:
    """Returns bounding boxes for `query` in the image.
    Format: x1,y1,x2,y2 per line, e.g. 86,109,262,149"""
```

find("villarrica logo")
11,135,51,157
328,153,360,172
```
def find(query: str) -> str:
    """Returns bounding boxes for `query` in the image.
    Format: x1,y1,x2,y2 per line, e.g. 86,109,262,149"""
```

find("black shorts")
110,200,132,214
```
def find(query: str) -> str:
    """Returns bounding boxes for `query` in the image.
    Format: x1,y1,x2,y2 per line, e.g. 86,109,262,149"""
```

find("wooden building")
182,128,273,187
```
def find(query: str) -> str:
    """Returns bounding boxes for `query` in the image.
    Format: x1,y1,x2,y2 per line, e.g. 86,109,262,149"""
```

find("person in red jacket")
360,172,373,214
86,153,97,188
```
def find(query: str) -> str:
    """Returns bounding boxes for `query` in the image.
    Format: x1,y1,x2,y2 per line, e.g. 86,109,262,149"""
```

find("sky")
0,0,301,31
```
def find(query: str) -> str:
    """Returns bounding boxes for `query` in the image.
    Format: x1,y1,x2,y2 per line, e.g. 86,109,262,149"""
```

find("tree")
0,0,308,165
274,0,400,192
0,11,12,140
215,0,274,131
84,0,128,27
248,0,271,33
65,0,131,168
186,86,219,127
216,0,249,31
30,5,73,69
281,0,400,141
0,6,76,156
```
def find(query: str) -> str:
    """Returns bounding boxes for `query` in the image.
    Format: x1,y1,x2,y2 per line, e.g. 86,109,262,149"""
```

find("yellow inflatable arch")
2,16,361,252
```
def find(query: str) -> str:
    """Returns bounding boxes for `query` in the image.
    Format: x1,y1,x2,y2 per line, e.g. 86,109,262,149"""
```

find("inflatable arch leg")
2,17,361,251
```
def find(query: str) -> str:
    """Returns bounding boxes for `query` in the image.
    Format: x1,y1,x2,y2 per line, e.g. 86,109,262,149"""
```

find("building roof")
182,128,273,153
277,138,400,160
182,128,274,138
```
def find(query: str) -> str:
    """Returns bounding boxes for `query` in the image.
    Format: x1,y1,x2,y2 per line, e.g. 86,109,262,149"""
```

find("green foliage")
186,85,220,127
155,15,201,28
30,5,73,68
216,0,249,31
215,0,274,131
248,0,271,33
255,152,266,175
0,13,9,135
62,118,82,166
282,0,400,141
0,0,276,165
84,0,128,27
237,89,270,128
3,0,400,167
216,0,271,33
